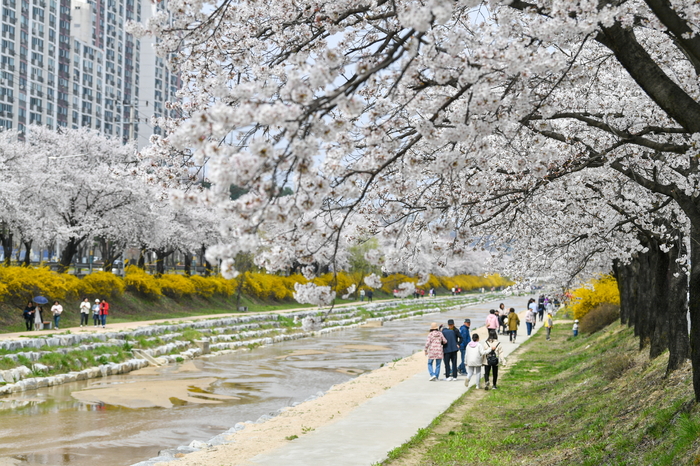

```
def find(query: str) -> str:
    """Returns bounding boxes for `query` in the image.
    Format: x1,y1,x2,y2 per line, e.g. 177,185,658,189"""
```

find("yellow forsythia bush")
0,266,79,303
124,265,162,298
158,274,197,299
78,271,126,298
313,272,354,294
189,275,217,298
570,274,620,320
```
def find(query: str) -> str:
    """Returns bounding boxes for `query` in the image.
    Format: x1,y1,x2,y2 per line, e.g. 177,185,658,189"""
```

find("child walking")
425,322,447,381
465,333,488,389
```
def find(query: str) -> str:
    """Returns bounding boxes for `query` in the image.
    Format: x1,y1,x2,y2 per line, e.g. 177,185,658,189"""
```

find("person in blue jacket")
458,319,471,374
442,319,462,381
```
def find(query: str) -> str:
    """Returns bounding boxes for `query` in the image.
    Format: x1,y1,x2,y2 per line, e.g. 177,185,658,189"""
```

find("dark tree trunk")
183,251,192,276
58,237,83,273
613,259,636,327
22,240,32,267
236,272,245,310
154,248,173,276
137,246,147,269
688,225,700,400
648,237,670,359
665,231,690,373
98,238,124,273
0,232,12,266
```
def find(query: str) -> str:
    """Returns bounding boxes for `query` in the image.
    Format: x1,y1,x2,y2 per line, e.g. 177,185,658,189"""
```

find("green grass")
382,322,700,466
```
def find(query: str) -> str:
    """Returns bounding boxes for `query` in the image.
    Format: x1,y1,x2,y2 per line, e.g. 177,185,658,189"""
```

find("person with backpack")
425,322,447,381
482,334,505,390
537,295,546,322
442,319,462,381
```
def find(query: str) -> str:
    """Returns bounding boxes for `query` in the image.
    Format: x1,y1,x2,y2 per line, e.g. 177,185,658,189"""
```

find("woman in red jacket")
99,299,110,328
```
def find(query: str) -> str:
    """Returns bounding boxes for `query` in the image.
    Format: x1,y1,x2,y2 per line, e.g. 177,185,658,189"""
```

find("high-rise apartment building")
0,0,177,146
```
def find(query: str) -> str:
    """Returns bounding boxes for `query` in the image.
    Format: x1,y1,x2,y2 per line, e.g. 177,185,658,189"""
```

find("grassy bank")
382,320,700,466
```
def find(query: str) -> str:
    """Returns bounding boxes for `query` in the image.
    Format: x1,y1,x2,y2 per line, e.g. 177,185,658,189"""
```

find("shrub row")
0,265,512,305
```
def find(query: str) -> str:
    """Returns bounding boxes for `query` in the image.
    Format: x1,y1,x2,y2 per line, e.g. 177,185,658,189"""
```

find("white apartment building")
0,0,177,147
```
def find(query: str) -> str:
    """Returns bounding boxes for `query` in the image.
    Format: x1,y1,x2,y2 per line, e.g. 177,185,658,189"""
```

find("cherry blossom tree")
6,126,143,272
136,0,700,397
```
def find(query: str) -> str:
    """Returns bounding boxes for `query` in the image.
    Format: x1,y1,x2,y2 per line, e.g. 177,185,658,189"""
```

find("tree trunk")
688,225,700,401
98,238,124,273
21,240,32,267
665,231,690,373
0,232,12,266
235,272,245,310
613,259,635,326
154,248,173,276
183,251,192,276
138,246,147,269
58,237,83,273
648,237,670,359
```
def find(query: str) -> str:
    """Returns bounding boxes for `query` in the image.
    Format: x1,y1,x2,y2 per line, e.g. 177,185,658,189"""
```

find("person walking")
507,308,520,342
573,319,579,337
458,319,471,375
50,301,63,330
537,295,546,322
465,333,488,389
33,305,43,331
23,302,34,331
92,299,101,327
79,298,91,327
482,333,506,390
498,303,508,335
442,319,461,381
367,290,373,302
360,289,365,301
525,306,536,336
99,299,110,328
486,309,499,340
545,312,554,340
425,322,447,381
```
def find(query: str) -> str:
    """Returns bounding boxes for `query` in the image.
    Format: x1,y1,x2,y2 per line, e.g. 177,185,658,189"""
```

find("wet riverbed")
0,297,525,465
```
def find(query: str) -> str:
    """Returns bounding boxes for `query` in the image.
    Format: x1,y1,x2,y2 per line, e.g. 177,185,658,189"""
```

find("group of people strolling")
22,297,110,331
424,317,505,390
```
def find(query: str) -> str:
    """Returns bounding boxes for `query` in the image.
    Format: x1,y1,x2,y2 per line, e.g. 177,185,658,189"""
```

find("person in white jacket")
464,334,489,389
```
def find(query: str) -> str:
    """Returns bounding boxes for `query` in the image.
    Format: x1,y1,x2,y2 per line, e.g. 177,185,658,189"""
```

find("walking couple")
464,332,506,390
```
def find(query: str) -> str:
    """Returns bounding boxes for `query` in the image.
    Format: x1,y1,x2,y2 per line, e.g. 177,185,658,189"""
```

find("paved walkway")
248,304,542,466
0,299,399,341
0,294,503,341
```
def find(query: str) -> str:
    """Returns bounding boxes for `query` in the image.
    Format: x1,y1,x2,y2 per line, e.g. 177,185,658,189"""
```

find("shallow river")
0,297,525,465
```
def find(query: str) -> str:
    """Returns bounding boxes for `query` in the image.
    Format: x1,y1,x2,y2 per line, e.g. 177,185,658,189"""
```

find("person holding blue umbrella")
33,296,48,331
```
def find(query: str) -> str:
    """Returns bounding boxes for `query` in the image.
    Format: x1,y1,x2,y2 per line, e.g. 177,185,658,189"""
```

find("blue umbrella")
33,296,49,305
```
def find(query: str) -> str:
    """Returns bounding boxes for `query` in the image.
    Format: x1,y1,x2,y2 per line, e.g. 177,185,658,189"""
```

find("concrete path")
248,304,543,466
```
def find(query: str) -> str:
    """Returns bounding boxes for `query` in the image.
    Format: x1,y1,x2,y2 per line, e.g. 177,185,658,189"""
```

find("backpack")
486,343,500,366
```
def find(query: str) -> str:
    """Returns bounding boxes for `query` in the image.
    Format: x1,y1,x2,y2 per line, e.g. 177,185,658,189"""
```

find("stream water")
0,297,525,465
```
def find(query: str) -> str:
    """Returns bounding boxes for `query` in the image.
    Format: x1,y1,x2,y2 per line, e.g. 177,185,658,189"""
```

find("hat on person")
575,319,579,323
430,322,439,330
447,319,455,325
464,319,470,323
95,299,100,303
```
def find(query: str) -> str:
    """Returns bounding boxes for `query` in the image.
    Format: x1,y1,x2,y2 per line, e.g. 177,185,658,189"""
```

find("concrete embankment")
0,295,490,397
